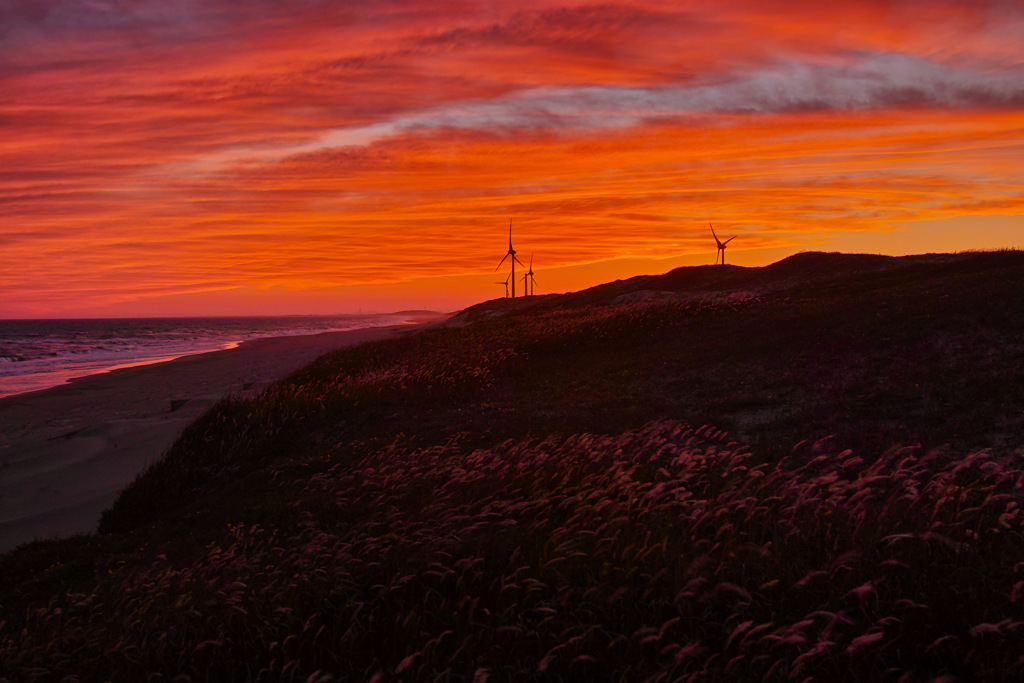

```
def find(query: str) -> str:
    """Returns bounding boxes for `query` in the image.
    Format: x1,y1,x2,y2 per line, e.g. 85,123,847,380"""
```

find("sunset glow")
3,0,1023,317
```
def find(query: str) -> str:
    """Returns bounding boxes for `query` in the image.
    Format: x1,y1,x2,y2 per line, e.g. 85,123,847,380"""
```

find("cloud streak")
313,52,1024,140
2,0,1023,316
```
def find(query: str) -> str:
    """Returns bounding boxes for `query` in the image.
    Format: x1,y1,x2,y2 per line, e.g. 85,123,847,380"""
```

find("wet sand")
0,316,446,553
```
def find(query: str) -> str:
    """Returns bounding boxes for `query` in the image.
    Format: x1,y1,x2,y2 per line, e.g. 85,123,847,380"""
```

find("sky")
2,0,1022,318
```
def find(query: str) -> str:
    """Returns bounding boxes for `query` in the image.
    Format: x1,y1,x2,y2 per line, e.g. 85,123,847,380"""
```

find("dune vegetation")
2,250,1024,681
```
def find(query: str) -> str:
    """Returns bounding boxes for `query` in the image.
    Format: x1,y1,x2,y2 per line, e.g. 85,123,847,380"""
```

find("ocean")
0,314,411,399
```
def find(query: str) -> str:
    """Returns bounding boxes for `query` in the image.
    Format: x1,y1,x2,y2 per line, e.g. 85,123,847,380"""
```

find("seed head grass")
3,251,1024,681
4,422,1024,680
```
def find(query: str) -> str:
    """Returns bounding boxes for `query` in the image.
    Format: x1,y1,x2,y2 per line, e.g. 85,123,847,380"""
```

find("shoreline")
0,314,448,553
0,314,435,401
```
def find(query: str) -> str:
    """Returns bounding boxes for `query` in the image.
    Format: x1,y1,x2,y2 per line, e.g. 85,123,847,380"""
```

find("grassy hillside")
2,251,1024,681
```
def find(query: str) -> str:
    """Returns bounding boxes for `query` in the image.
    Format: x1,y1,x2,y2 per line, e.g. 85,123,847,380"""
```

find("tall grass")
6,251,1024,681
4,421,1023,681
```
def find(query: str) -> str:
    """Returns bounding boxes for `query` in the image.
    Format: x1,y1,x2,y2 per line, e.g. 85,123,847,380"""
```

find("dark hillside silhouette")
3,249,1024,682
505,251,1000,312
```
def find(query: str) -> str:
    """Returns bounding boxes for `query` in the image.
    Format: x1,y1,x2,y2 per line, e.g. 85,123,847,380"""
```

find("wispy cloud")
319,51,1024,134
2,0,1023,315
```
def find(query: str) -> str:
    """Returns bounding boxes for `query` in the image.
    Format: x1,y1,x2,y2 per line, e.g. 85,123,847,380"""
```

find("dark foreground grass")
4,423,1024,681
2,251,1024,681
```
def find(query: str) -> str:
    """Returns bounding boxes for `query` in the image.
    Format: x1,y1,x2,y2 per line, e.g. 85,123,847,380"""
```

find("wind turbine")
520,253,537,296
496,218,525,297
711,223,736,265
496,272,511,298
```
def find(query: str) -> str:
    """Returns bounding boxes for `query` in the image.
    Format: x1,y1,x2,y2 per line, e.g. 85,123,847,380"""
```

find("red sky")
2,0,1022,317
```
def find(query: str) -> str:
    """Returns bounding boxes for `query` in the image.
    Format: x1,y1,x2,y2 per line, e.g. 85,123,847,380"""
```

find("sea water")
0,314,411,399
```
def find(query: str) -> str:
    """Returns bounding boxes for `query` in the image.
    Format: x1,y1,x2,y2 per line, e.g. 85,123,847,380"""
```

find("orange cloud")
2,1,1023,316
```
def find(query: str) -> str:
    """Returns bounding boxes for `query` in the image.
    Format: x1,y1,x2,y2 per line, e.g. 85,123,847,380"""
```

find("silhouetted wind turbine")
496,272,511,298
520,253,537,296
495,219,525,297
711,223,736,265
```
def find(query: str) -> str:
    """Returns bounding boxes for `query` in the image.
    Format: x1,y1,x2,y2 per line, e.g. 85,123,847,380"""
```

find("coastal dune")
0,319,443,553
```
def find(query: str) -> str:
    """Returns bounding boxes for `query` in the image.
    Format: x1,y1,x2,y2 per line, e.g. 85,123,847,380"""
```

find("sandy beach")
0,316,445,553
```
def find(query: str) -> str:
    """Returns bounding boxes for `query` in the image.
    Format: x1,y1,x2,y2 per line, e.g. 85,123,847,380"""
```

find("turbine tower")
711,223,736,265
520,253,537,296
496,218,525,297
496,272,511,298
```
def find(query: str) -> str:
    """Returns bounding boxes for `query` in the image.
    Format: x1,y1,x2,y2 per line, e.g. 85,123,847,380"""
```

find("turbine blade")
496,253,510,270
710,223,723,247
514,255,525,267
723,235,736,245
